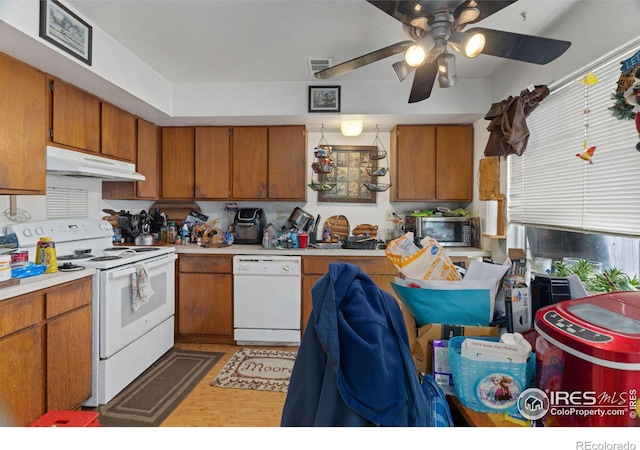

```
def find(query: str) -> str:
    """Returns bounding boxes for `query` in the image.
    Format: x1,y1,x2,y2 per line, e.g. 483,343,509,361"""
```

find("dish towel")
131,264,154,312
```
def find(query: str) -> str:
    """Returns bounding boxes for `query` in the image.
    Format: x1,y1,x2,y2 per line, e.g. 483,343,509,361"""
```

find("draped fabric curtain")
508,39,640,237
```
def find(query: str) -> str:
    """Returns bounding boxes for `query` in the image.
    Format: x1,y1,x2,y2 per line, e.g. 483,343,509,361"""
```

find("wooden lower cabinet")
301,256,398,334
177,255,234,343
0,276,92,426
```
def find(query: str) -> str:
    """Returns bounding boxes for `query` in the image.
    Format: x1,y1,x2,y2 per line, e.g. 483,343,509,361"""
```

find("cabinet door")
390,125,436,201
162,127,195,198
101,102,136,162
435,125,473,201
268,125,306,200
178,273,233,341
195,127,231,199
232,126,268,199
0,326,44,426
0,53,46,194
46,306,92,410
136,118,161,198
102,118,160,199
50,78,100,153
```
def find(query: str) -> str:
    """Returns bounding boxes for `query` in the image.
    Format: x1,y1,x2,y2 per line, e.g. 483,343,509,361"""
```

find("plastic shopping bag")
385,232,461,281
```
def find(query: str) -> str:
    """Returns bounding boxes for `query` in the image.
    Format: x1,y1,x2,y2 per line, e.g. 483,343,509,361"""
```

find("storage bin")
30,410,100,427
448,336,535,414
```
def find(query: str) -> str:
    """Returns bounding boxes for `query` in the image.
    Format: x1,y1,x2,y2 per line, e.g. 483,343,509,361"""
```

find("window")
507,37,640,276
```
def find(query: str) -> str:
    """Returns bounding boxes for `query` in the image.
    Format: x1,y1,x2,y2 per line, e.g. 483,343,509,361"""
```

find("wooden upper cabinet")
390,124,473,202
231,126,268,199
435,125,473,201
390,125,436,201
50,78,100,153
162,127,195,199
136,118,161,199
101,102,136,162
268,125,307,201
102,118,160,199
195,127,231,199
0,53,47,195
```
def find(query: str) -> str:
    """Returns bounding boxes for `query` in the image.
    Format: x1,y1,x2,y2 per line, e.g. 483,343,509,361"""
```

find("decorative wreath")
609,50,640,149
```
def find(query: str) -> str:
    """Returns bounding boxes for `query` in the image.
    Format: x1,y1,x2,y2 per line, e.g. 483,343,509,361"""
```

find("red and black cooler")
534,291,640,427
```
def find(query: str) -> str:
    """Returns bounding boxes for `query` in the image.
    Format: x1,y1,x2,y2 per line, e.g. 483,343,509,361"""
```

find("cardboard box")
500,248,533,333
506,285,532,332
432,340,455,396
411,323,500,375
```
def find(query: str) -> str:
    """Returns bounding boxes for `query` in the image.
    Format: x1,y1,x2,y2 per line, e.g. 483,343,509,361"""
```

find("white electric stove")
7,218,177,406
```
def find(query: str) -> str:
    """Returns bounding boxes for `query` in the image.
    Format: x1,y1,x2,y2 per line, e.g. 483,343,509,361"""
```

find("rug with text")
211,348,297,393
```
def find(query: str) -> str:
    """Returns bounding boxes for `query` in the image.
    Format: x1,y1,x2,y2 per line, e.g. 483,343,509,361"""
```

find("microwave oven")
415,216,472,246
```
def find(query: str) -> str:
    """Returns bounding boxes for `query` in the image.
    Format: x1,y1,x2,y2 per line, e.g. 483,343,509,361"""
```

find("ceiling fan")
314,0,572,103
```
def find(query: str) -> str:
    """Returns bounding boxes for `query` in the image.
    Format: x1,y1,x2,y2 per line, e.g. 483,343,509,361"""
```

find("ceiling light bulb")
449,31,485,59
464,33,485,58
405,45,426,68
341,120,363,137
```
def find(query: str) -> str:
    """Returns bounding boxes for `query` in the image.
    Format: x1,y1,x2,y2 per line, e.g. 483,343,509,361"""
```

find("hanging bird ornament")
576,70,599,163
576,146,596,164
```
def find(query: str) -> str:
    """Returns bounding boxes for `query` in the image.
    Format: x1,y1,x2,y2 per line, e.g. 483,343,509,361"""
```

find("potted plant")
553,259,640,293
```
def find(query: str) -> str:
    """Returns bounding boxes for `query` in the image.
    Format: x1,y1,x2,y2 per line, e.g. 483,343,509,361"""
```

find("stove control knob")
21,228,33,238
98,222,111,230
35,227,45,236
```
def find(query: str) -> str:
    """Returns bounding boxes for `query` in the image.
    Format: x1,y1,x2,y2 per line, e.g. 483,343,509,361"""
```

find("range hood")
46,146,145,181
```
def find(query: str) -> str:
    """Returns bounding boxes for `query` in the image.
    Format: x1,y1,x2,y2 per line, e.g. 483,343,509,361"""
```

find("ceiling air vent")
308,57,332,76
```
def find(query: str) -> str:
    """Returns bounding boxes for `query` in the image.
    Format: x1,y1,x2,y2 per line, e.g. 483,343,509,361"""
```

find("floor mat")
211,348,296,393
96,348,223,427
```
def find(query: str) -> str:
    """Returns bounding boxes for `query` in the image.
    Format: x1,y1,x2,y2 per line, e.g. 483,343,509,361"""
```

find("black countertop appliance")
234,208,267,244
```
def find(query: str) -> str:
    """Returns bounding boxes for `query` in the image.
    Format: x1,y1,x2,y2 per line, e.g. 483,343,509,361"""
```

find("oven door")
99,252,177,359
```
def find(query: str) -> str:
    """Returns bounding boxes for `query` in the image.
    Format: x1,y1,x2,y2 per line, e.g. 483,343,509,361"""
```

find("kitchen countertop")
173,244,491,258
0,268,96,301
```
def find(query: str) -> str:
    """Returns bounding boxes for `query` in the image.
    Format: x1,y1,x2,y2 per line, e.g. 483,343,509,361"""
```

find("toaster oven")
415,216,471,246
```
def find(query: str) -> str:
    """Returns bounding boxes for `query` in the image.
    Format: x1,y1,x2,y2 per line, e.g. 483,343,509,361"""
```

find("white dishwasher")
233,255,301,345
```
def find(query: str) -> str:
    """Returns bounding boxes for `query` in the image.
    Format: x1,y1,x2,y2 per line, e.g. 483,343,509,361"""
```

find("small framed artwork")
39,0,93,65
309,86,341,113
318,146,377,203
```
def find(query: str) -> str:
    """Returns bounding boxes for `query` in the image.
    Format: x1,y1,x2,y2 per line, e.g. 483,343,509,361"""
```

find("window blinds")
508,39,640,237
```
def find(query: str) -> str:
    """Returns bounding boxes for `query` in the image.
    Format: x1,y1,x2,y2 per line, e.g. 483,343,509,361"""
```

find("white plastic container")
0,255,11,281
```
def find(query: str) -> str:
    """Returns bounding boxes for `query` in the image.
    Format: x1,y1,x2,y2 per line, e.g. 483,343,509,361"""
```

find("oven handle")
107,254,177,280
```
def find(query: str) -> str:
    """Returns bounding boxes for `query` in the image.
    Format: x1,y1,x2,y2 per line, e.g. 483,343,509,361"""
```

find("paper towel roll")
485,200,498,236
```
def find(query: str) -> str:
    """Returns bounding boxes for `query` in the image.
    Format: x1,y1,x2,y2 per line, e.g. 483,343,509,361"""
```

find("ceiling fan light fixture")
392,60,413,82
341,120,363,137
405,34,436,68
449,31,485,58
404,44,427,68
437,53,457,88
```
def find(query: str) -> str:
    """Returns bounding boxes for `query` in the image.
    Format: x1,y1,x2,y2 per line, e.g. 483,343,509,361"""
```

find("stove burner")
90,256,122,261
58,254,95,261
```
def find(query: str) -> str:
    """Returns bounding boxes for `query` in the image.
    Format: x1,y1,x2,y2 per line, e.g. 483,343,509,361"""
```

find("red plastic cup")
298,232,309,249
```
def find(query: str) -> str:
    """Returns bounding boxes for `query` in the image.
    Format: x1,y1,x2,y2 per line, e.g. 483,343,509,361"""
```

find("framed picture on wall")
318,146,377,203
308,86,340,112
39,0,93,65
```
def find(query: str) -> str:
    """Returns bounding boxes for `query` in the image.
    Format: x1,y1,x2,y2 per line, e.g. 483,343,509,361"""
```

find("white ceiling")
39,0,583,131
67,0,581,84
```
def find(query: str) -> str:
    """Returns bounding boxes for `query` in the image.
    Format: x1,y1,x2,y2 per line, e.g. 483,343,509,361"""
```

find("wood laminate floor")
161,343,296,427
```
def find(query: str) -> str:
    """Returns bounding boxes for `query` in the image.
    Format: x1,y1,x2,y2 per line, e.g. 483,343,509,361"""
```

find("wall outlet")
386,210,396,221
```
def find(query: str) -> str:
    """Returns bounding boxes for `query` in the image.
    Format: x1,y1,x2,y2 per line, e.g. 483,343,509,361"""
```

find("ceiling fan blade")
468,27,571,64
456,1,518,25
366,1,433,27
314,40,413,79
408,61,438,103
